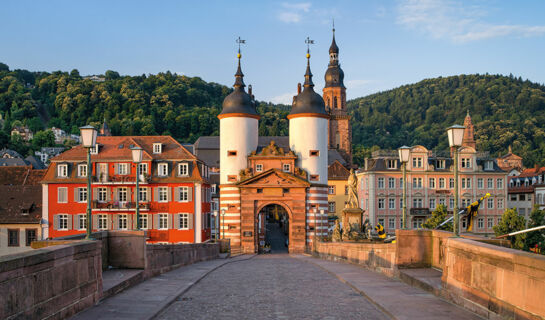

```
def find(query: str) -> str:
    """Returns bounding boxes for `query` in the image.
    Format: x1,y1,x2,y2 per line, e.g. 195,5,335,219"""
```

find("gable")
238,169,309,188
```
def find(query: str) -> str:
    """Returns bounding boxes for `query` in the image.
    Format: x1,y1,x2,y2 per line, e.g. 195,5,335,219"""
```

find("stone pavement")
70,255,253,320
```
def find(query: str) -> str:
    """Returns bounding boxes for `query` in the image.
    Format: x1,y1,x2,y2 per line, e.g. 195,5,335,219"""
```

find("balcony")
92,201,150,211
92,174,150,185
410,208,430,216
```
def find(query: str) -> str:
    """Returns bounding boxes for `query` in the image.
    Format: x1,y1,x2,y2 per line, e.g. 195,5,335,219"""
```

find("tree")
524,206,545,252
0,131,9,148
493,208,527,250
70,69,80,78
105,70,120,80
31,130,55,149
0,62,8,72
422,204,453,231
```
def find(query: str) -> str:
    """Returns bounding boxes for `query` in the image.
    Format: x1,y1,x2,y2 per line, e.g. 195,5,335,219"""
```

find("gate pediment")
237,169,310,188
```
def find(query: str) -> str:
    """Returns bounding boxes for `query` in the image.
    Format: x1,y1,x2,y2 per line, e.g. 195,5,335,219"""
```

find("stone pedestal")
342,208,364,232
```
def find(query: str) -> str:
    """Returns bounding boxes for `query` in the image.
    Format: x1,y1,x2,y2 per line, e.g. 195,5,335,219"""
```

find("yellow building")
327,161,350,219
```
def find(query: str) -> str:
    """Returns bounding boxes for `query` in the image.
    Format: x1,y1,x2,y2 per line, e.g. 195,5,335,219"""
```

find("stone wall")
145,242,220,277
443,237,545,319
314,241,397,276
0,240,102,319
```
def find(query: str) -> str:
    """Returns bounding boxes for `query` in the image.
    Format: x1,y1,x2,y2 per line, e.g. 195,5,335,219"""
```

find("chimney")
248,84,252,96
297,83,302,94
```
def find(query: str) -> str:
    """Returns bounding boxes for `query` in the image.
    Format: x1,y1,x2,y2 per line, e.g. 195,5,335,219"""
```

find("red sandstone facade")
41,136,211,243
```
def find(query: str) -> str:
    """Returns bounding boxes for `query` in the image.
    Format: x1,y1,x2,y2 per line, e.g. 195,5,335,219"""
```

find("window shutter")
167,214,172,229
188,214,194,229
92,188,98,201
106,215,111,229
113,188,118,201
115,164,119,175
167,187,172,202
106,188,112,201
54,214,59,230
67,215,73,230
188,187,193,202
127,214,133,230
154,187,158,202
146,214,151,229
75,215,80,230
93,214,98,231
174,187,180,202
174,214,180,229
153,214,159,229
74,188,79,202
130,188,134,202
112,214,118,230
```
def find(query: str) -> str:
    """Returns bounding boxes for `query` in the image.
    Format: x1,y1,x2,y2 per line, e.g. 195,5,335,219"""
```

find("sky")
2,0,545,104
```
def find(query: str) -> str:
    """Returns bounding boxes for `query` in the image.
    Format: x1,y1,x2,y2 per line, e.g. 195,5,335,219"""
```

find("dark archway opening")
258,204,289,254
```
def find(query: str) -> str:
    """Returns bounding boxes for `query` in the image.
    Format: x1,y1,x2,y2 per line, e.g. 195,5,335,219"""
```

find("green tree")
31,130,55,149
0,130,9,148
422,204,453,231
104,70,120,80
493,208,527,250
524,206,545,252
0,62,8,72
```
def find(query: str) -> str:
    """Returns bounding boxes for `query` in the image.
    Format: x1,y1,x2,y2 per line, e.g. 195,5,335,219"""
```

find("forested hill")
349,74,545,167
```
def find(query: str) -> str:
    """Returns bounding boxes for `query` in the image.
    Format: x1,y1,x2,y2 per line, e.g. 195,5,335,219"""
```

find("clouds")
277,2,312,23
396,0,545,42
270,92,295,105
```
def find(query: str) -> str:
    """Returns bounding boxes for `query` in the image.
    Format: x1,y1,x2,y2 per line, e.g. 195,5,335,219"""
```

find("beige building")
327,160,350,219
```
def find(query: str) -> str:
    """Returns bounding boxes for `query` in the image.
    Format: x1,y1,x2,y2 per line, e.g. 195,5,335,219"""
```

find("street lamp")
320,209,325,241
213,211,218,241
131,146,143,230
398,146,411,230
221,209,226,239
447,124,466,236
80,125,97,240
313,208,317,248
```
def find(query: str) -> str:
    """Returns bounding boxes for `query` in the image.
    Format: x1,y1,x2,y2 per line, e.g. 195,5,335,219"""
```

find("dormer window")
283,164,290,172
484,161,493,170
90,145,99,155
57,164,68,177
436,160,445,169
461,158,472,168
153,143,162,154
412,157,423,168
77,164,87,177
178,163,189,176
386,159,397,169
158,163,168,176
256,164,263,172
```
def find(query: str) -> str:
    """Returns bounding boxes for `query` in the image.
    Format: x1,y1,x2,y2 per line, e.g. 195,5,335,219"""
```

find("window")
98,187,107,202
484,161,493,170
153,143,162,154
139,188,148,202
77,187,87,202
429,178,435,189
179,213,189,229
399,178,403,188
90,145,99,154
159,213,168,230
117,163,128,175
78,164,87,177
378,198,385,209
477,178,484,189
78,214,86,230
310,175,319,181
283,164,290,172
228,175,237,182
462,198,471,207
487,198,494,209
388,178,395,189
388,198,395,209
118,187,128,202
497,198,504,209
449,198,454,209
487,217,493,228
140,214,148,229
58,187,68,203
58,164,68,177
378,218,385,227
386,159,397,169
399,198,403,209
178,163,189,176
439,198,446,206
118,214,128,230
158,163,168,176
256,164,263,172
59,214,68,230
328,185,335,194
138,163,148,175
462,178,471,189
309,150,320,157
413,217,425,229
497,178,503,189
25,229,37,246
98,214,108,230
439,178,445,189
412,157,423,168
449,178,454,189
378,178,385,189
178,187,189,202
159,187,168,202
436,160,445,169
519,194,526,201
412,178,423,189
430,198,436,209
328,202,336,213
461,158,471,168
487,178,493,189
412,198,423,208
227,150,237,156
477,218,484,229
8,229,19,246
388,217,395,229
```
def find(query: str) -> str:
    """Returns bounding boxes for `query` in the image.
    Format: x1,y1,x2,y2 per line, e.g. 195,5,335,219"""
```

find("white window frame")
138,163,148,175
118,187,128,202
388,217,395,229
328,185,335,195
139,188,148,202
98,214,108,230
179,187,189,202
98,187,107,202
429,198,436,209
386,159,397,169
388,178,395,189
487,178,493,189
497,178,503,189
388,198,395,209
178,163,189,176
90,145,99,155
256,164,263,172
179,213,189,230
477,178,484,189
412,157,423,168
436,160,445,169
487,198,494,209
487,217,493,228
328,202,335,213
283,164,290,172
461,158,472,168
118,163,128,175
153,143,162,154
378,218,385,227
158,163,168,177
159,213,168,230
449,198,454,209
449,178,454,189
159,187,168,202
497,198,504,209
378,198,385,209
77,187,87,203
77,164,87,177
412,198,423,208
58,187,68,203
439,178,445,189
59,214,69,230
58,164,68,177
140,214,148,229
118,214,128,230
484,161,493,170
429,178,435,189
378,178,385,189
477,218,484,229
78,214,86,230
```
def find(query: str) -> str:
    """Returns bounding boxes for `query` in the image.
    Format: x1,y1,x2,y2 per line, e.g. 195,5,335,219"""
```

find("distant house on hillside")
497,146,523,176
35,147,65,165
0,149,46,169
11,126,33,141
51,127,80,144
84,75,105,82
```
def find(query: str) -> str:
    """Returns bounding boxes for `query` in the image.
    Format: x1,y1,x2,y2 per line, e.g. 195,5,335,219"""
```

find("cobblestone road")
156,254,390,320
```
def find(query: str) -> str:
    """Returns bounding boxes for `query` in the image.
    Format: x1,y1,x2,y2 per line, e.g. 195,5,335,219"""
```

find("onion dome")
329,32,339,54
325,27,345,88
219,52,259,117
289,52,327,117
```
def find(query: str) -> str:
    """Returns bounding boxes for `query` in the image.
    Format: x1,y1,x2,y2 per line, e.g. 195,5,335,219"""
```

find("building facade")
41,136,212,244
357,115,507,235
327,160,350,222
507,167,545,223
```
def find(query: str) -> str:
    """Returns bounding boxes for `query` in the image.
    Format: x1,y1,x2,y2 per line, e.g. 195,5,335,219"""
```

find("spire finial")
304,37,315,87
305,36,314,59
466,109,470,117
333,18,335,33
233,36,246,88
236,36,245,59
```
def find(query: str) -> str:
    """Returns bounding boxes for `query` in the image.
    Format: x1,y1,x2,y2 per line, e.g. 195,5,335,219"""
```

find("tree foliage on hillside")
348,74,545,167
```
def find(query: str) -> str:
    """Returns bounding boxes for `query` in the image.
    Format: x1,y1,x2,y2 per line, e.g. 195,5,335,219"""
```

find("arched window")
335,132,340,149
538,193,543,205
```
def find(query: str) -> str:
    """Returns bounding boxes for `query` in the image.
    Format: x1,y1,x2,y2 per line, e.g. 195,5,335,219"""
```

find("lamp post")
447,124,466,237
313,208,317,249
221,209,226,239
80,125,97,240
131,146,143,230
398,146,411,230
213,211,218,241
320,209,325,241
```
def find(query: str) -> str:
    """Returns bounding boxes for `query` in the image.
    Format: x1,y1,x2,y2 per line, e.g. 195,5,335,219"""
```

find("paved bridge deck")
72,254,482,320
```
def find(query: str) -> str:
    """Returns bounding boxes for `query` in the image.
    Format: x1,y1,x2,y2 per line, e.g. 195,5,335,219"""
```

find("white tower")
288,49,329,185
218,51,259,185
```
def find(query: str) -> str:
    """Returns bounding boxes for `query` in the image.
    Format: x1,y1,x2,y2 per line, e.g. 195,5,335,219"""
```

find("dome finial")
304,37,315,87
234,37,246,88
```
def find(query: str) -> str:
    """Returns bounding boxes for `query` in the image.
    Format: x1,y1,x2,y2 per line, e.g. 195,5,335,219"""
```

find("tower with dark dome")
323,27,352,165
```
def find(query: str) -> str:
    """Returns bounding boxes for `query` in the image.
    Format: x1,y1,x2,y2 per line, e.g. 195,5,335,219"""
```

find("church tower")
323,27,352,165
462,110,476,149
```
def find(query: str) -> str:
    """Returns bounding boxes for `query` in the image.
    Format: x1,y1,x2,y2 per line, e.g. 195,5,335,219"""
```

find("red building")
41,136,212,243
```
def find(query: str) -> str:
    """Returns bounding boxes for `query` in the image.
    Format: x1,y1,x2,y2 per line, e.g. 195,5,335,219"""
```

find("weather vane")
236,36,246,55
305,37,314,55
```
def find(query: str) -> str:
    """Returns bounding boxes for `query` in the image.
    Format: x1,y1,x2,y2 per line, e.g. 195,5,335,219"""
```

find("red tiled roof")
517,167,545,178
0,166,46,186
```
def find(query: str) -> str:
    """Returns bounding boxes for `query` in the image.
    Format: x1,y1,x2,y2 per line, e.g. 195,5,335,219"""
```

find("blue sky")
2,0,545,103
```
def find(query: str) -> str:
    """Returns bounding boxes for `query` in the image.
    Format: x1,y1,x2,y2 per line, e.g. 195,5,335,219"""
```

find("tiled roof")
0,166,46,186
517,167,545,178
0,185,42,224
51,136,196,162
328,160,350,180
0,158,29,167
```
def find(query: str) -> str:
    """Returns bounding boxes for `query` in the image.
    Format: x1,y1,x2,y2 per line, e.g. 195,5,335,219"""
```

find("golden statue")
346,169,359,209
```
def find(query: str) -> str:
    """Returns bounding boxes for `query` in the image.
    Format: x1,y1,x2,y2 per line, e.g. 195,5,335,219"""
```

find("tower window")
227,175,237,182
310,175,319,181
227,150,237,157
309,150,319,157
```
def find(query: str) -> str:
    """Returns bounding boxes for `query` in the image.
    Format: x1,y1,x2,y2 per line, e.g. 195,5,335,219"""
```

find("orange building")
41,136,212,243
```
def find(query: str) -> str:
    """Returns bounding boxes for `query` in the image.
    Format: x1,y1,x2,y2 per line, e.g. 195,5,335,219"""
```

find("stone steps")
101,268,145,300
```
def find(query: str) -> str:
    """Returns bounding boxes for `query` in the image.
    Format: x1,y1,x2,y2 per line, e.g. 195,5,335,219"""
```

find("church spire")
462,111,476,149
233,36,246,88
304,37,314,88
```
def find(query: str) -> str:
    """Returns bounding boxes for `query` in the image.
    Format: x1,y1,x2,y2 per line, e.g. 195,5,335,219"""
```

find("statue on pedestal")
346,169,359,209
332,220,342,242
